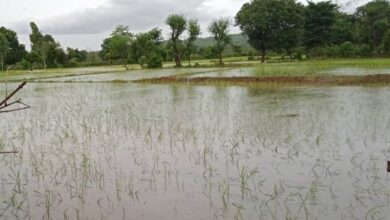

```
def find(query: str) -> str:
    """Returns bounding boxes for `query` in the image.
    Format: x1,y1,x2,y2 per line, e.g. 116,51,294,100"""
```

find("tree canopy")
208,18,231,65
236,0,305,63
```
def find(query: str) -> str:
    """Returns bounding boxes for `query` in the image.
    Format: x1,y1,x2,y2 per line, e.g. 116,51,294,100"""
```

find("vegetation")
165,14,201,67
131,28,165,68
0,33,9,71
0,0,389,70
236,0,304,63
208,18,231,65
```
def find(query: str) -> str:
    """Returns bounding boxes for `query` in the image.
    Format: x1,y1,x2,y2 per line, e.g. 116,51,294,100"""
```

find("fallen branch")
0,81,30,113
0,151,18,154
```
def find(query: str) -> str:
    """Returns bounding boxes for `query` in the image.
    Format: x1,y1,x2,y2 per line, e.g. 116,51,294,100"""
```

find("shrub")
147,53,163,68
383,29,390,55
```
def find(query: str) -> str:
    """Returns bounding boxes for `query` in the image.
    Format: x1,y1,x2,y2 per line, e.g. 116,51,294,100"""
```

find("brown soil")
133,74,390,86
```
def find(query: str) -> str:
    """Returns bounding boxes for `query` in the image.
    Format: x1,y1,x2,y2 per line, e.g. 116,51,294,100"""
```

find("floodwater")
0,73,390,219
190,66,390,78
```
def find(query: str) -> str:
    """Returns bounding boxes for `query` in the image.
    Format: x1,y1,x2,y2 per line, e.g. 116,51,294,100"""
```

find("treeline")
0,23,102,71
100,0,390,67
0,0,389,70
236,0,390,62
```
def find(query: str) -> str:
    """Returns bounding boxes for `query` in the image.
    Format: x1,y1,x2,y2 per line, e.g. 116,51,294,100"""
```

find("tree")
356,0,390,52
236,0,305,63
166,14,187,67
383,29,390,55
0,27,27,66
304,1,337,55
29,22,65,69
29,22,46,69
100,38,113,63
0,33,9,71
131,28,164,68
67,47,87,63
208,18,231,65
109,25,133,70
330,12,358,45
186,19,201,65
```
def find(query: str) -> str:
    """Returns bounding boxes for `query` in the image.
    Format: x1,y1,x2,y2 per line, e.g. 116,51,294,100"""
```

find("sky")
0,0,368,51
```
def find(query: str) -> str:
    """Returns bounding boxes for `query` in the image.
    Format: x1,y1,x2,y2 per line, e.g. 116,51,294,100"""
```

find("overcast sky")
0,0,368,51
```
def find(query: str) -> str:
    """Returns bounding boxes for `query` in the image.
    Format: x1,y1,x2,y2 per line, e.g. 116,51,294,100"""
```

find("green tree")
100,38,113,63
303,1,337,56
186,19,201,65
29,22,46,69
131,28,164,68
356,0,390,52
383,29,390,55
166,14,187,67
208,18,231,65
109,25,133,70
67,47,87,63
236,0,305,63
29,22,65,69
0,27,27,66
330,12,358,45
0,33,9,71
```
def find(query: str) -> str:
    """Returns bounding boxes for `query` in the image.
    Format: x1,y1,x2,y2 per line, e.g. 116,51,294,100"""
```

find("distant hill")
195,33,253,49
194,33,257,56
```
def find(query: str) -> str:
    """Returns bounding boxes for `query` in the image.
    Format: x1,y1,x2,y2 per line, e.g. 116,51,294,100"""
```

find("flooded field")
1,65,390,219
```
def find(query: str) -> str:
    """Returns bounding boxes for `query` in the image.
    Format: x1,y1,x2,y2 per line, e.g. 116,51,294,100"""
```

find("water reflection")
0,83,389,219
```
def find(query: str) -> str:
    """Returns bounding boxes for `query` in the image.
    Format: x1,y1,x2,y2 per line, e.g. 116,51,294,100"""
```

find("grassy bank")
1,58,390,83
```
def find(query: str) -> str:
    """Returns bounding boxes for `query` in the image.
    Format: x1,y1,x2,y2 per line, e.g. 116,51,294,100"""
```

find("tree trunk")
286,48,293,59
261,47,266,63
176,54,181,67
219,53,223,65
189,54,192,66
1,57,3,72
123,58,128,70
42,56,47,69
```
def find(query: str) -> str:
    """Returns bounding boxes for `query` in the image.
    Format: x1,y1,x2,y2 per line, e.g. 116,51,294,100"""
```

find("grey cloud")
11,0,214,35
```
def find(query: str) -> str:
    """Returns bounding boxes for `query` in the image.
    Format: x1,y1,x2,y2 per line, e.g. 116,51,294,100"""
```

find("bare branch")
0,81,27,107
0,81,29,113
0,151,18,154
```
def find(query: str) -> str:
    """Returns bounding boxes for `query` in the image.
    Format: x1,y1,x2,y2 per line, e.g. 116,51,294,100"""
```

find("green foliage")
304,1,337,55
67,48,87,63
29,22,66,69
146,52,163,68
0,27,27,66
108,25,133,69
331,12,357,45
383,29,390,54
131,28,164,68
0,33,9,71
166,14,187,67
236,0,305,63
356,0,390,50
185,19,201,65
325,42,360,57
208,18,231,65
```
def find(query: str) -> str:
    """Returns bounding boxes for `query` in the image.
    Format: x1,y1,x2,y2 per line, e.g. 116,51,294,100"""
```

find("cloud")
11,0,244,35
9,0,368,50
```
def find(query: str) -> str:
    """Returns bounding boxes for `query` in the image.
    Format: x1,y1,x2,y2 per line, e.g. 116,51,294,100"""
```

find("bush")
13,59,31,70
324,42,360,57
383,29,390,55
358,44,373,57
146,54,163,68
338,41,359,57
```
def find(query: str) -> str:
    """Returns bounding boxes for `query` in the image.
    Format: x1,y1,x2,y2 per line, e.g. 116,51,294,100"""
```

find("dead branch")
0,81,29,113
0,151,18,154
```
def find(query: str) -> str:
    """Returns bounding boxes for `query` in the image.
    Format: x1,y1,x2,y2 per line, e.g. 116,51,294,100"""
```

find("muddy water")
0,82,390,220
191,67,390,78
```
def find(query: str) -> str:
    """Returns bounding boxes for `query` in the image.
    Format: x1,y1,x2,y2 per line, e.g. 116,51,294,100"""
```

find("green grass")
1,58,390,82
